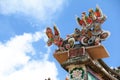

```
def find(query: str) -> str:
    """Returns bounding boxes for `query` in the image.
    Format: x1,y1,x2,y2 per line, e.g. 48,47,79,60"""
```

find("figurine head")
46,27,52,33
75,28,80,34
81,12,86,17
89,9,94,13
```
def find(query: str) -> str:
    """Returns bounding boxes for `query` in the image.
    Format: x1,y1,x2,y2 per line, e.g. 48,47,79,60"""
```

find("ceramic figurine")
94,6,102,18
46,27,54,46
72,28,81,41
89,9,96,20
76,17,86,28
46,25,62,47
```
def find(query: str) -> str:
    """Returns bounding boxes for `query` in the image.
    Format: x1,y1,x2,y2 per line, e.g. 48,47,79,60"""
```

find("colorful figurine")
94,6,102,18
46,25,61,47
46,27,54,46
89,9,96,21
94,6,106,23
76,17,86,28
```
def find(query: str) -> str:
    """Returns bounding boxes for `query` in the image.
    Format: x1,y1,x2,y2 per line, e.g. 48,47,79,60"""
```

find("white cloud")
1,61,58,80
0,0,66,79
0,0,67,22
0,31,58,80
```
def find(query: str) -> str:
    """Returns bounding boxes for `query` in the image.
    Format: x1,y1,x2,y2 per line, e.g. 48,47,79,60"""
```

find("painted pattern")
70,67,85,80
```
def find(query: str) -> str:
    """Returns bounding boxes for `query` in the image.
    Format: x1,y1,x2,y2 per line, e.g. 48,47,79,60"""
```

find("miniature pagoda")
45,6,120,80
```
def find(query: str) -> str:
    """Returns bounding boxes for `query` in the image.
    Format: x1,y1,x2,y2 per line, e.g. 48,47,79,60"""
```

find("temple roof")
45,6,120,80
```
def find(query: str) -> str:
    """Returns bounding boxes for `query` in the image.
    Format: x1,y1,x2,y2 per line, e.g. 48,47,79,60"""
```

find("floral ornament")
70,67,85,79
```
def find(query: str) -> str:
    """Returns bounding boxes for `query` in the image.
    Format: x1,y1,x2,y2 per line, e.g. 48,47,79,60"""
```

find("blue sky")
0,0,120,80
